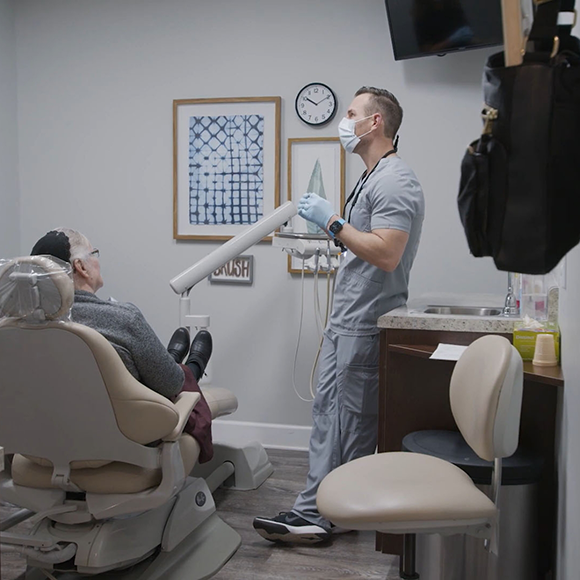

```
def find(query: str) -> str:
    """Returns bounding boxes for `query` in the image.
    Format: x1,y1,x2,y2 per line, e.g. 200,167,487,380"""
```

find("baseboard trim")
212,419,311,451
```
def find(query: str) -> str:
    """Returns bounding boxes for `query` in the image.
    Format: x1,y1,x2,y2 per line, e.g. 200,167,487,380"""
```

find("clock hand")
305,97,318,105
315,95,331,105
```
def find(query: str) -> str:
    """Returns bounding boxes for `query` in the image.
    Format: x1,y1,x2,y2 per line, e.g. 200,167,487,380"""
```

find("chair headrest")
0,256,74,323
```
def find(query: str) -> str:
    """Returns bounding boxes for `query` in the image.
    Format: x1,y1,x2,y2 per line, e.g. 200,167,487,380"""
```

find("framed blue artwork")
173,97,281,240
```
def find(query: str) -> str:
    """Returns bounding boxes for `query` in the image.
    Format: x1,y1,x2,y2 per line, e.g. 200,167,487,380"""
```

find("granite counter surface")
377,293,520,333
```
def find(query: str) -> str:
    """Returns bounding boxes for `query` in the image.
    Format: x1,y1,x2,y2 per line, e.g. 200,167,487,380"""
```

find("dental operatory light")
169,202,298,335
170,202,298,296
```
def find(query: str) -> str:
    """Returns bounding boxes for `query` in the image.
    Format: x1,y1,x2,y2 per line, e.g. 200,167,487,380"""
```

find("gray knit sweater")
71,290,184,398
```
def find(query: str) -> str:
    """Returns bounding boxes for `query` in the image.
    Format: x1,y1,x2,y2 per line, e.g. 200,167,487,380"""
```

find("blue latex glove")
297,192,336,231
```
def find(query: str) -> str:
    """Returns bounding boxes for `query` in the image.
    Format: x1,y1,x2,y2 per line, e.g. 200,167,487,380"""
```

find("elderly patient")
31,228,214,462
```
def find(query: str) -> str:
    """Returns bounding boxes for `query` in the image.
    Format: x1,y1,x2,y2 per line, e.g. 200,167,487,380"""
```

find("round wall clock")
295,83,337,126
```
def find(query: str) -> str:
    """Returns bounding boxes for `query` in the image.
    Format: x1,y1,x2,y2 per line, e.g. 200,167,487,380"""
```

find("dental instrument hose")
313,250,325,336
309,255,333,398
291,256,313,402
292,246,336,402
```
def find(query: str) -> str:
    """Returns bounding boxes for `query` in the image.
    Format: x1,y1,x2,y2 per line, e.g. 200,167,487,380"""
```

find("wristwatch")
328,218,345,239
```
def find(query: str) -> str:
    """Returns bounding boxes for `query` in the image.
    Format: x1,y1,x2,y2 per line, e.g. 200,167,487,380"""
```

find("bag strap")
558,0,577,37
526,0,579,58
528,0,562,52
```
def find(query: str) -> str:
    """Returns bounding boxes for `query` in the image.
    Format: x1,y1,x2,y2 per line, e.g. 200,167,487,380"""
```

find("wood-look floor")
1,449,400,580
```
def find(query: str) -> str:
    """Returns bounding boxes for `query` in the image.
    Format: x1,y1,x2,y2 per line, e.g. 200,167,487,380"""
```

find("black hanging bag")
458,0,580,274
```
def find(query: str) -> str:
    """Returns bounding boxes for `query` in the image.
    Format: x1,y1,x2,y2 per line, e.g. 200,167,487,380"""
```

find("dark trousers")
175,364,213,463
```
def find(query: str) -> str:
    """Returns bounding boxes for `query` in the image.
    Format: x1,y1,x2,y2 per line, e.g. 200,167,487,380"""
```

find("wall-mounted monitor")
385,0,504,61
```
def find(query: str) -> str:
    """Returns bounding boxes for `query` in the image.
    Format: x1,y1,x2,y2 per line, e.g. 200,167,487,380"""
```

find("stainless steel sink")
422,305,503,316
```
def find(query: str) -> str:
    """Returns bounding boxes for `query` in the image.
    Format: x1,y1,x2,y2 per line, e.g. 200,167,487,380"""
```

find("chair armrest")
163,392,200,441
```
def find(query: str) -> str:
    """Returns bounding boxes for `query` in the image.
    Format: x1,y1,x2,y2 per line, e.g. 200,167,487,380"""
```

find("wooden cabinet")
376,327,563,580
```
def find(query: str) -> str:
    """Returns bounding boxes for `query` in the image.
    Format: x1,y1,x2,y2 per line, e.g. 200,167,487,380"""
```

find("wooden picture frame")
173,97,281,240
287,137,345,274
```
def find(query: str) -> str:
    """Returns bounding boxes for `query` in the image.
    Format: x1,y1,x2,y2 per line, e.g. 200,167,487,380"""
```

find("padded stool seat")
317,452,496,531
12,434,200,494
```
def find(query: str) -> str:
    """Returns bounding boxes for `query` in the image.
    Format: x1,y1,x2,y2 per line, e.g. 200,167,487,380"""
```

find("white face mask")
338,115,374,153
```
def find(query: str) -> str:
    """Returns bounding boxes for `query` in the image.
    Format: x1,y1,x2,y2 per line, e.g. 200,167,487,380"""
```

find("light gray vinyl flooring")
1,449,400,580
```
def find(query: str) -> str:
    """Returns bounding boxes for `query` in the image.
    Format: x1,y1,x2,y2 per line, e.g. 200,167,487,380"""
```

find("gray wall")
558,246,580,580
0,0,19,257
557,26,580,580
13,0,505,440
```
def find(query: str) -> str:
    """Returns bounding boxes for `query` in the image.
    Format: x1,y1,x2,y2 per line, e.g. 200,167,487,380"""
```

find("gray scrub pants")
292,327,380,528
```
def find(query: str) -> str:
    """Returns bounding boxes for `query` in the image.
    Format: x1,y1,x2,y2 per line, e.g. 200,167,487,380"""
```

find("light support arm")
170,201,297,295
169,202,298,360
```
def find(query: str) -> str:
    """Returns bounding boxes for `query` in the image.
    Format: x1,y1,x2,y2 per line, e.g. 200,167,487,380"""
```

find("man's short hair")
355,86,403,139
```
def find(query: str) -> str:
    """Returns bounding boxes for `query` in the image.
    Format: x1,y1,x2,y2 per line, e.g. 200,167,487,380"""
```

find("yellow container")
513,328,560,362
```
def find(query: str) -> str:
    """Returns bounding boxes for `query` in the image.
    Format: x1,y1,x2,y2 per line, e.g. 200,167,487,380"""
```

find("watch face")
329,220,343,235
295,83,337,126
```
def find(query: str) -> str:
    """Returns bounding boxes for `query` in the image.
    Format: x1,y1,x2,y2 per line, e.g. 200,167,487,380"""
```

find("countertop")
377,293,563,387
377,292,519,332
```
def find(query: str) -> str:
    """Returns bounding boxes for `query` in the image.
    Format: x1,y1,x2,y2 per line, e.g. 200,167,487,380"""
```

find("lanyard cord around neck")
343,147,397,223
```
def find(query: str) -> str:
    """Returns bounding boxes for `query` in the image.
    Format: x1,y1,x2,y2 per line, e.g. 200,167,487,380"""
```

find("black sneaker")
252,511,330,544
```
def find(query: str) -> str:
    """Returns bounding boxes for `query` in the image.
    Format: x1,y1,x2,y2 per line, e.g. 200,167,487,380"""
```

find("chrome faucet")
503,272,520,317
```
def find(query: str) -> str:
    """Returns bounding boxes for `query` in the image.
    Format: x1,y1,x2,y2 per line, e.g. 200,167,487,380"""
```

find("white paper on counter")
430,344,468,361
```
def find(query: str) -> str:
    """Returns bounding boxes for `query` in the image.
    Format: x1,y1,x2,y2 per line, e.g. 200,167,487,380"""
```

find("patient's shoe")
252,512,330,544
167,327,190,363
185,330,212,381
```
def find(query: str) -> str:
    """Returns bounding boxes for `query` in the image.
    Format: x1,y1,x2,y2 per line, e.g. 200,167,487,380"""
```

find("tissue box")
513,328,560,362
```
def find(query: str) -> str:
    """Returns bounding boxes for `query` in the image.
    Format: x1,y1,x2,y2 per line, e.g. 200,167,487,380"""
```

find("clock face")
295,83,337,126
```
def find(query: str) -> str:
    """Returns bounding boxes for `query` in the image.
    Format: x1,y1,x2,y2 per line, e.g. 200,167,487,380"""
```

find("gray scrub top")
329,155,425,336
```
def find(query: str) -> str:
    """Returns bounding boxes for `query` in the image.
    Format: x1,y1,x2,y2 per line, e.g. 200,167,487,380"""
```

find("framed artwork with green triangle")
287,137,345,274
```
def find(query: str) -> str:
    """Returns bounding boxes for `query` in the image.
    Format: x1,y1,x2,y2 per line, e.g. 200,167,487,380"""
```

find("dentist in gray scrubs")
254,87,425,543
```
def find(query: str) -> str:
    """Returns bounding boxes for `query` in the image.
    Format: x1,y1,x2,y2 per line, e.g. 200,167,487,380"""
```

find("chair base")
191,441,274,492
400,533,420,580
5,477,240,578
21,512,241,580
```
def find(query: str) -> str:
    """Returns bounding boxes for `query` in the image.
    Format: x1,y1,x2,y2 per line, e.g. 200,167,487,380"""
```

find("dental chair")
317,335,523,580
0,255,262,579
